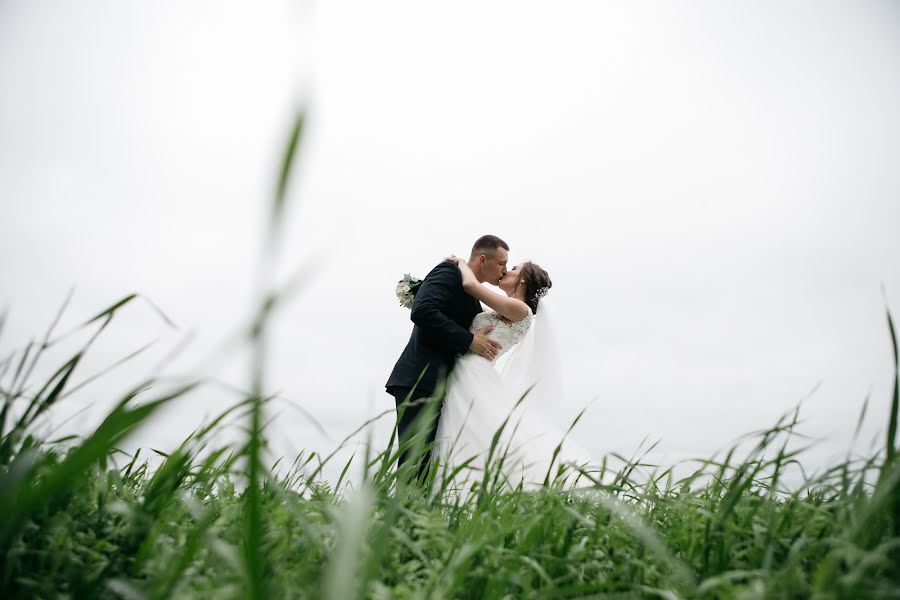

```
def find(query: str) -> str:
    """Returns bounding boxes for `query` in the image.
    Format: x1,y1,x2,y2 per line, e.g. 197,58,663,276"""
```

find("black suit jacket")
386,261,482,396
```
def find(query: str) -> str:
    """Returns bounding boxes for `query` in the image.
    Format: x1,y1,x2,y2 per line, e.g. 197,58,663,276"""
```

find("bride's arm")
450,258,530,323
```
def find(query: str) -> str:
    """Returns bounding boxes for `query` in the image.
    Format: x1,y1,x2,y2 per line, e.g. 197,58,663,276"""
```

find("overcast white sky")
2,1,900,483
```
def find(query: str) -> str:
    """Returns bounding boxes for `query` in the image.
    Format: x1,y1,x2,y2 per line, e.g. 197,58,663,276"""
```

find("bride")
433,257,593,494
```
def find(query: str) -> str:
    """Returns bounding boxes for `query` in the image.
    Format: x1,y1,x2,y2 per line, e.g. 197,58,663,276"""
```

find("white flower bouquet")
395,274,423,309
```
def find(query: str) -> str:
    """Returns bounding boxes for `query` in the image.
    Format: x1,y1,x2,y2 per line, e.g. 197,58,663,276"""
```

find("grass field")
0,290,898,599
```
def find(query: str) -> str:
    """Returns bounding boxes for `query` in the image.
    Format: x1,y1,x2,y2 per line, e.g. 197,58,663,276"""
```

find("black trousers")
389,386,441,482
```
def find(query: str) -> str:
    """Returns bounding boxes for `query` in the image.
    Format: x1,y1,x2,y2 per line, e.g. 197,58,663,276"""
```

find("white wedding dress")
433,306,593,495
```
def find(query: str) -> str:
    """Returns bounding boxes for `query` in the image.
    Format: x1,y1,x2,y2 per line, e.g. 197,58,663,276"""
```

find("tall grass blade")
272,109,305,232
83,293,138,326
883,306,898,469
322,483,373,600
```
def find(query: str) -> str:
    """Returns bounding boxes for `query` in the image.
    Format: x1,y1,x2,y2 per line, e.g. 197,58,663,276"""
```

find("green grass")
0,296,898,599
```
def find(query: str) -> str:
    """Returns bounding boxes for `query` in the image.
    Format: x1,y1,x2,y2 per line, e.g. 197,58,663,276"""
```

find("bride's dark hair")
518,262,552,314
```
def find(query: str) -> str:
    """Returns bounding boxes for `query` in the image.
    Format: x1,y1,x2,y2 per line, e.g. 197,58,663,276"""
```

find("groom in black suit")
386,235,509,481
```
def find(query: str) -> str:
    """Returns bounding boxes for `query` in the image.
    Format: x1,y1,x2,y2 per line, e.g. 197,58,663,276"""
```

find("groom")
386,234,509,481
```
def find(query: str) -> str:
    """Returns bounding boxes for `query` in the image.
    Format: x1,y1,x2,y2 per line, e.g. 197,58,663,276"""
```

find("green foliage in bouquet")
395,274,422,309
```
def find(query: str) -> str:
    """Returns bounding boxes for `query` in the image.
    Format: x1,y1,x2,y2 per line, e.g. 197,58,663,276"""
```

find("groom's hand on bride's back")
470,325,502,360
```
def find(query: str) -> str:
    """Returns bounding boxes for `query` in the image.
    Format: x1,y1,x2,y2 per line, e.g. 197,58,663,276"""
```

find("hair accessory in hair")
532,286,549,301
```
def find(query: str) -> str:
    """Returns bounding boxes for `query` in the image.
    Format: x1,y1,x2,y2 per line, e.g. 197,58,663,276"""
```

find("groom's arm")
410,262,474,355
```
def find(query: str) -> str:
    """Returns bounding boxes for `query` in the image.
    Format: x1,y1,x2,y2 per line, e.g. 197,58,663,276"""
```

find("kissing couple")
386,234,591,492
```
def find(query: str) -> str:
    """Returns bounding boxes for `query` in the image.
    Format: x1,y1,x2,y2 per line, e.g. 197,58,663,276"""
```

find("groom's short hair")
470,235,509,259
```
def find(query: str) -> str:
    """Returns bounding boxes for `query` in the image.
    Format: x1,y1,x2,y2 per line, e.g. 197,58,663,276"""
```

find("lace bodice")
469,309,533,362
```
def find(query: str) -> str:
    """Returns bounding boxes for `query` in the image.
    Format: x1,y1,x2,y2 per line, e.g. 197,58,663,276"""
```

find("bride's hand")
443,254,463,266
